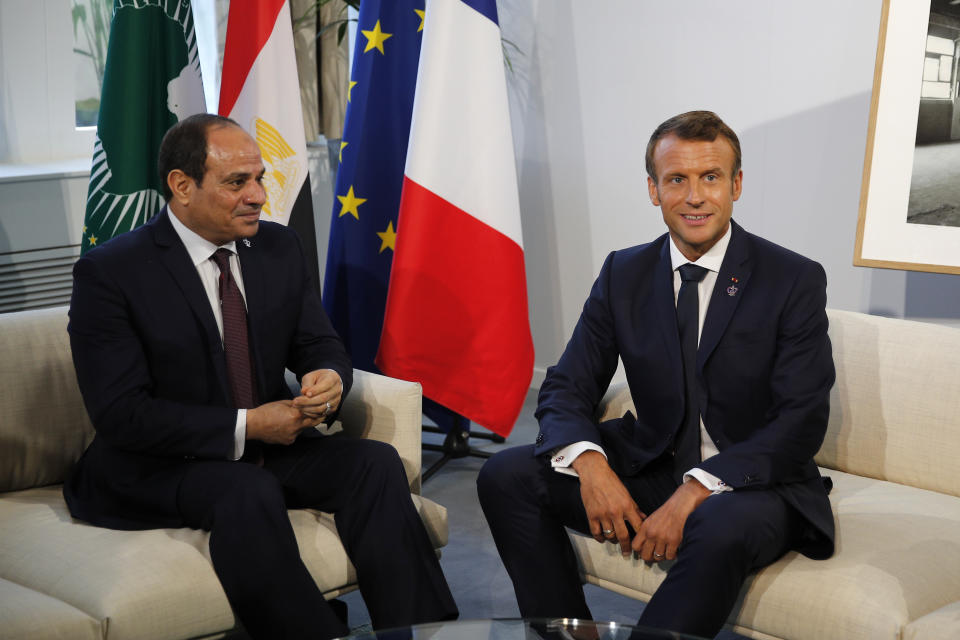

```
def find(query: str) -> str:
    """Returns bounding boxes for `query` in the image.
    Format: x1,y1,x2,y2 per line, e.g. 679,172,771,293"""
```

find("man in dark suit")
65,113,457,640
477,111,835,638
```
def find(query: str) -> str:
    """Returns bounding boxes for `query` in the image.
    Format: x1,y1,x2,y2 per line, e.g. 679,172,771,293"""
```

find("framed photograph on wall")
856,0,960,275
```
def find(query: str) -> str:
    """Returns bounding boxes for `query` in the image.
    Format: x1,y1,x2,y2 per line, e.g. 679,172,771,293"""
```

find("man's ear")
167,169,194,206
647,176,661,206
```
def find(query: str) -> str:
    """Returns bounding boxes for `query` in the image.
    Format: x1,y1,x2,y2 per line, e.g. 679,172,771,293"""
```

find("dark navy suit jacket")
64,209,352,530
535,221,836,559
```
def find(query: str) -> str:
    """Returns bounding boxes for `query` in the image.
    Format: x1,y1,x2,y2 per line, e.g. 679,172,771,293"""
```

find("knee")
682,499,749,561
351,438,408,488
477,446,536,509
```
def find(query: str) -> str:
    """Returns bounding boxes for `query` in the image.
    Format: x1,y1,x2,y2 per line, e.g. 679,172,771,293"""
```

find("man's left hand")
292,369,342,420
631,478,711,562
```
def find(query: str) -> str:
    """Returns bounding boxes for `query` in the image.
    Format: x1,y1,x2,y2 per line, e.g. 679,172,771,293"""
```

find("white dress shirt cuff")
683,467,732,494
551,441,607,477
231,409,247,461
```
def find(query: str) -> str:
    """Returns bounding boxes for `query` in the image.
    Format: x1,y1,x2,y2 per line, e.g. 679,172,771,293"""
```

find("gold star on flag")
415,9,425,32
88,235,98,246
347,80,357,102
339,141,348,162
337,186,367,220
361,20,392,55
377,221,397,253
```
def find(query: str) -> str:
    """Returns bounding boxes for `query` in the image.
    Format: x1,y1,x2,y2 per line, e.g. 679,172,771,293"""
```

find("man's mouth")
681,214,710,221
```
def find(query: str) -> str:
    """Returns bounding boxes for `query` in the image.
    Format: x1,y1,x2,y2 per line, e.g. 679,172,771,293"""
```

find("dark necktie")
674,263,709,483
211,249,257,409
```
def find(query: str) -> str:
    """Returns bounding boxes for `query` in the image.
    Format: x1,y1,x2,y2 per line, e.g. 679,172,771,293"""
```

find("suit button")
536,433,544,445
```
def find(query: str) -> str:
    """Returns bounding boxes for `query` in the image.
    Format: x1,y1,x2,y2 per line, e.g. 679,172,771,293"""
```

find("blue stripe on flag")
323,0,467,433
458,0,499,26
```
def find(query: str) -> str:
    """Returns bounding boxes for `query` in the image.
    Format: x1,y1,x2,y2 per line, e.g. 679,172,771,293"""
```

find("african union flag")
80,0,205,254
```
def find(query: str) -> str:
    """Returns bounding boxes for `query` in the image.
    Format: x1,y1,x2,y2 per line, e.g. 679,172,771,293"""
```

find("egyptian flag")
219,0,320,288
376,0,533,436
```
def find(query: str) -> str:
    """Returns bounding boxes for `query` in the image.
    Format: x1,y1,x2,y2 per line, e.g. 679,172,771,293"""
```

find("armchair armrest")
597,381,634,422
337,369,424,494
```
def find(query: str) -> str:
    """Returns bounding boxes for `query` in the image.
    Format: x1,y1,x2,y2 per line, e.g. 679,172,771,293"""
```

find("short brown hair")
645,110,742,182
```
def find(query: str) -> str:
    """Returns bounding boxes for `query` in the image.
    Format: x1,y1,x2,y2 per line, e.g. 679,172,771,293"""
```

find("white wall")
0,0,96,163
499,0,960,383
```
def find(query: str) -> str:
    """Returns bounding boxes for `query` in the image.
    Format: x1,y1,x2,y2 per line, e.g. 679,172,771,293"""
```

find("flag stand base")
421,420,505,483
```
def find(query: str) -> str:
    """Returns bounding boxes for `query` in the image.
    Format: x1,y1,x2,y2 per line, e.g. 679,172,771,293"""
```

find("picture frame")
855,0,960,275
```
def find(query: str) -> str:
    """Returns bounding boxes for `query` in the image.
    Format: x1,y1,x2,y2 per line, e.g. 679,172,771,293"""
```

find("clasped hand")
246,369,343,445
572,451,709,562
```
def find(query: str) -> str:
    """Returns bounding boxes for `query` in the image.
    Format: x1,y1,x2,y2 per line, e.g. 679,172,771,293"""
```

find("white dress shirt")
168,211,249,460
552,225,734,494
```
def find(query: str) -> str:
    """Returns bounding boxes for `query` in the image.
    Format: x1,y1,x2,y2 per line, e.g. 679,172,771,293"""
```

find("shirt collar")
168,209,238,267
668,222,732,273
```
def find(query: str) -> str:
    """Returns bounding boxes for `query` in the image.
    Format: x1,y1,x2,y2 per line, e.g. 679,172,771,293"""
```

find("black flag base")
421,416,506,483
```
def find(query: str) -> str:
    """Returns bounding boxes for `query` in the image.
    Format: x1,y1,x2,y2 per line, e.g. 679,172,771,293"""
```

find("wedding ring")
653,552,664,559
602,529,615,536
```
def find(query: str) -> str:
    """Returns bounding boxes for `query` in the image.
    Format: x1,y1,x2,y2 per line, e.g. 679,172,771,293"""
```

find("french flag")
218,0,320,287
377,0,534,436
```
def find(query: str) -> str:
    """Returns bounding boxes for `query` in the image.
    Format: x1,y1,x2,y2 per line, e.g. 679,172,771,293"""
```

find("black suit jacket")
535,221,836,558
64,209,352,530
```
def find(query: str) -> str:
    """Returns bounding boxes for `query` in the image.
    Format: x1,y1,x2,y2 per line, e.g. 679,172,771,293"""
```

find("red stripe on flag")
218,0,287,116
376,177,534,436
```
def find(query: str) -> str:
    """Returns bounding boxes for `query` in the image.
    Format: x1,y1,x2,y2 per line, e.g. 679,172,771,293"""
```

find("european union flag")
322,0,462,430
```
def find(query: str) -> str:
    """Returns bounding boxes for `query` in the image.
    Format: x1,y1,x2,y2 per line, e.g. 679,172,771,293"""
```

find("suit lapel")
237,238,267,401
697,221,753,370
152,209,232,403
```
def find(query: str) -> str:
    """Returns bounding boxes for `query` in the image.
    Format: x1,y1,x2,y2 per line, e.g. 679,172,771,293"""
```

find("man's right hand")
246,400,319,445
572,450,646,557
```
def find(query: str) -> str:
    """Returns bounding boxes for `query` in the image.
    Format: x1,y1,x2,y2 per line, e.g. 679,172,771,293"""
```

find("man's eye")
670,176,683,184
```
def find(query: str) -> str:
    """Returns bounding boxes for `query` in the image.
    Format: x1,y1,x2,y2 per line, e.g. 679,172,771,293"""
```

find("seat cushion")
0,577,102,640
572,469,960,640
0,485,447,640
904,601,960,640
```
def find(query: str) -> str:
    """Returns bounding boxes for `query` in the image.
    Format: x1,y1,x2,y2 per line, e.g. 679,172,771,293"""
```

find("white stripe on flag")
225,2,308,227
404,0,524,249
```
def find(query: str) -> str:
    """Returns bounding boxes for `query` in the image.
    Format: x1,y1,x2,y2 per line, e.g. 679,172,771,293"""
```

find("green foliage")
72,0,112,88
291,0,361,45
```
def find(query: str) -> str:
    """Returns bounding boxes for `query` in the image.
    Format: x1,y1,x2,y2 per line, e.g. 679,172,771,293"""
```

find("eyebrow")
221,168,266,183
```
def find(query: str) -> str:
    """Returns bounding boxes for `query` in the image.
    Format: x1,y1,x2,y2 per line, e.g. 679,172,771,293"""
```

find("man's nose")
686,182,704,206
245,180,266,205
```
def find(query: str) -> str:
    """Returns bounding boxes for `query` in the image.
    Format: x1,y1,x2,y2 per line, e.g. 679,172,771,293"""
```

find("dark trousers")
177,435,458,640
476,445,801,639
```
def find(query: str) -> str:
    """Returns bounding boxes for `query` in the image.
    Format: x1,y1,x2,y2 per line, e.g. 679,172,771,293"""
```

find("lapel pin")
726,276,739,297
242,239,251,248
